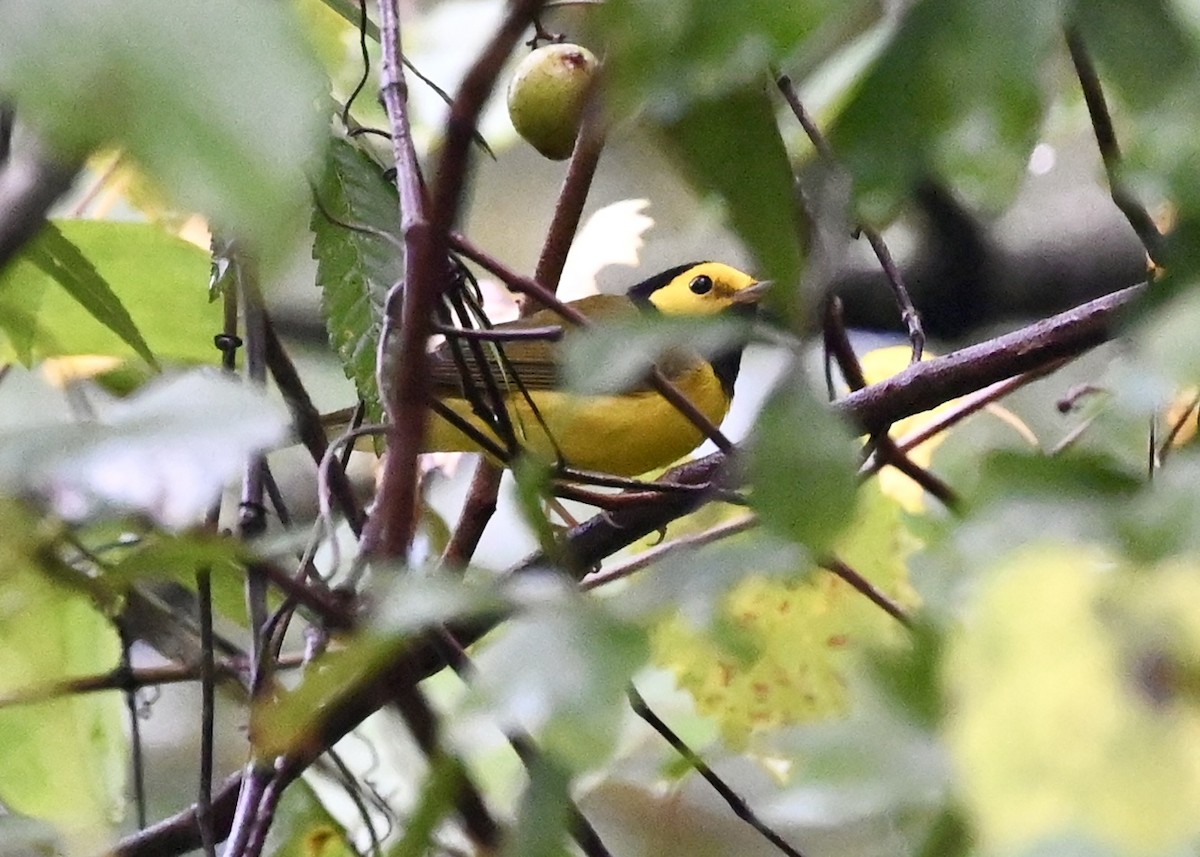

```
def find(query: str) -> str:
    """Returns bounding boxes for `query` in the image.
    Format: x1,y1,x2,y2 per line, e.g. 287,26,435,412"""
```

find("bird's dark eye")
689,275,713,295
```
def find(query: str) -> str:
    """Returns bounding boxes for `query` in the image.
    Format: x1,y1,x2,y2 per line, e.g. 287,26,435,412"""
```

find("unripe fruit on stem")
507,43,598,160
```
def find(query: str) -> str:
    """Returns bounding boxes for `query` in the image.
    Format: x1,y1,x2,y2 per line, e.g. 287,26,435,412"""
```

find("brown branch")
0,140,79,269
365,0,546,560
263,315,365,535
836,283,1142,431
110,774,242,857
441,463,504,568
1065,28,1163,265
389,686,502,849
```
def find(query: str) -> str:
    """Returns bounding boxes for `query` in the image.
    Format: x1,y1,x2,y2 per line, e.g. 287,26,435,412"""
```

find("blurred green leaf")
465,598,647,769
0,220,216,366
105,533,253,627
388,756,465,857
658,86,805,304
749,375,859,555
254,632,409,757
312,135,402,423
0,514,125,843
619,536,803,626
0,0,324,260
945,545,1200,854
564,316,750,395
512,456,560,557
653,482,916,746
263,778,357,857
865,618,945,729
599,0,877,115
1069,0,1197,110
22,223,158,369
503,755,573,857
831,0,1063,220
0,372,289,527
974,449,1142,503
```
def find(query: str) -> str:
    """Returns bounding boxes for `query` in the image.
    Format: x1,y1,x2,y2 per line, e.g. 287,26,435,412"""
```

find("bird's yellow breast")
426,361,732,476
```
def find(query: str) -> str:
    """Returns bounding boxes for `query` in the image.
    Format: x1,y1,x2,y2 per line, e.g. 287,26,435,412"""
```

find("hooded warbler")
421,261,767,476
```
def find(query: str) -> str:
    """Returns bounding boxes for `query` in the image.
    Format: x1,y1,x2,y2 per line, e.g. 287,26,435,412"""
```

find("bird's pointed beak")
731,279,772,305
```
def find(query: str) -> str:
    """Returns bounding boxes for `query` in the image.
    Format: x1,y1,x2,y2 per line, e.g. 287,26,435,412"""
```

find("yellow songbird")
337,262,767,476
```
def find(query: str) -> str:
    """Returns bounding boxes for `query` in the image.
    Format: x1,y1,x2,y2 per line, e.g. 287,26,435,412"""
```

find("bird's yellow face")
644,262,765,317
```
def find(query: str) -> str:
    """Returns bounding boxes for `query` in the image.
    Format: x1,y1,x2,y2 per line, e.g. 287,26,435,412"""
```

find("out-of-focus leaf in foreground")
0,372,289,527
654,482,917,747
946,545,1200,854
0,501,125,850
0,0,324,260
831,0,1062,220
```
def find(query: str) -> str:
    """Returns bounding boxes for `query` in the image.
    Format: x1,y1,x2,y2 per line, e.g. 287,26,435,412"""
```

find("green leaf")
263,778,357,857
512,456,560,558
749,375,860,555
254,631,409,758
830,0,1063,220
22,223,158,369
598,0,877,115
464,597,647,769
620,536,804,626
0,0,324,260
0,505,125,843
563,316,751,395
945,546,1200,854
105,533,254,627
0,220,216,366
502,756,573,857
1069,0,1197,110
0,371,289,527
387,757,465,857
657,87,805,309
312,135,404,421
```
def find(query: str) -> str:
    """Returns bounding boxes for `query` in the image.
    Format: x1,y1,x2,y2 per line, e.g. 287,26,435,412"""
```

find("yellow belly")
425,365,731,476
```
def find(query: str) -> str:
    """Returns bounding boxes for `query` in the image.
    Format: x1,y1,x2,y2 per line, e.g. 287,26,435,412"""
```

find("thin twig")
628,685,807,857
776,73,925,361
581,513,758,590
825,297,959,509
117,623,148,830
1066,28,1163,265
263,315,365,534
820,557,910,626
862,359,1067,475
196,569,218,857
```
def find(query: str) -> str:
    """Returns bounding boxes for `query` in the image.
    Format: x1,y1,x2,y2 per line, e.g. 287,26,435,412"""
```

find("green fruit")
507,43,598,161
